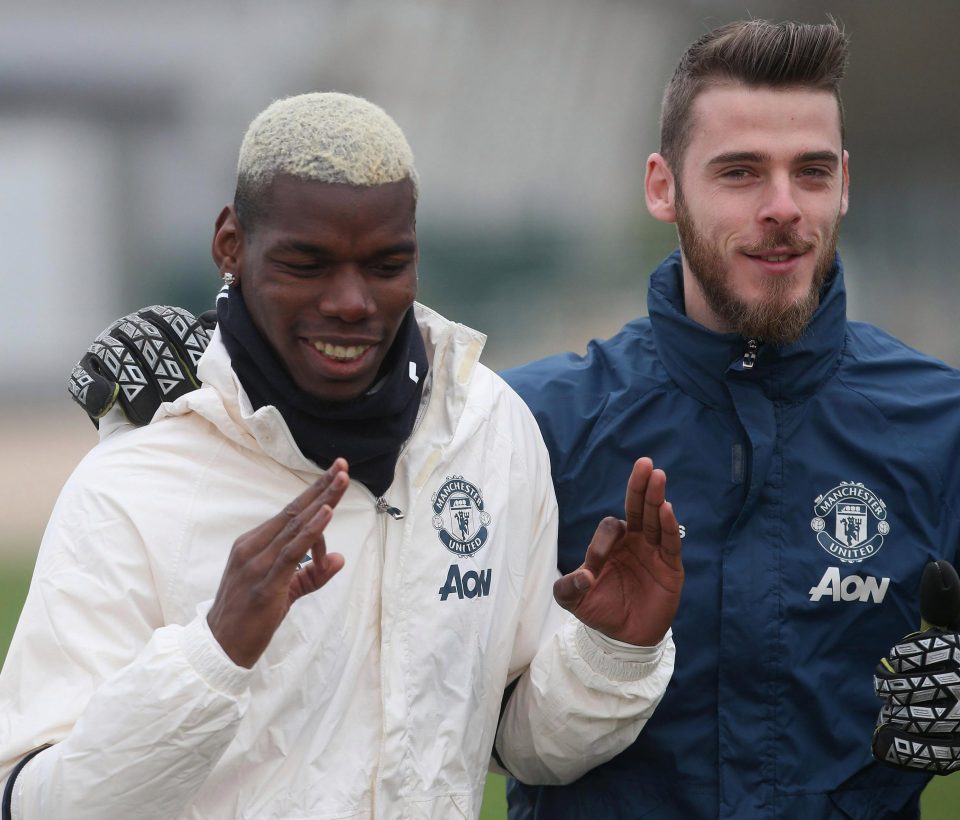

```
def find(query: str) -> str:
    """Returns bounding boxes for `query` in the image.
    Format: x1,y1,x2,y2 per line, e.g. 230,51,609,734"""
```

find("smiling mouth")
311,341,373,361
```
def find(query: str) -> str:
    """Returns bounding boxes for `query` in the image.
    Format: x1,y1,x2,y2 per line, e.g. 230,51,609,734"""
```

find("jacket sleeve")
0,466,252,820
492,412,675,786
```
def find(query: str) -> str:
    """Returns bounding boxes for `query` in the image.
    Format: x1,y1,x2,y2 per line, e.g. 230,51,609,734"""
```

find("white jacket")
0,304,674,819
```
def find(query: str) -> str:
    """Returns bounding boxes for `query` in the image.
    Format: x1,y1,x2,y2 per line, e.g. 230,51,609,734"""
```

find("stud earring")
222,271,236,286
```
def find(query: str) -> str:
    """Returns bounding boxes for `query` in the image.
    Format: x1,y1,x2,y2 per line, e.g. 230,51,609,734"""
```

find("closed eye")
369,259,414,277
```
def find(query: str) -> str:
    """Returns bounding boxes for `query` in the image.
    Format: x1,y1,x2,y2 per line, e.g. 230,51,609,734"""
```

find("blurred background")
1,0,958,813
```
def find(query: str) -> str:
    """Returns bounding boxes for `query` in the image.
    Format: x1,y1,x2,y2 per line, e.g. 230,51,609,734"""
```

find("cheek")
244,287,294,342
379,277,418,314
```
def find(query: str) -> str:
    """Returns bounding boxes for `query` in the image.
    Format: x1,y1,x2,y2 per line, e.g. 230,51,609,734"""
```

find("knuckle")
281,501,303,521
599,516,621,533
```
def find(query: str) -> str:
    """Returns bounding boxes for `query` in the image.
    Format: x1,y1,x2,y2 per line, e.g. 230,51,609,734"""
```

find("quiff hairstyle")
234,92,419,228
660,19,849,174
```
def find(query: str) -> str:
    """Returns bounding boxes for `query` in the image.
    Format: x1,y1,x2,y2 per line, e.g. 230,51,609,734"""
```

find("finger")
68,357,120,423
110,313,197,400
139,305,213,384
642,468,667,546
582,516,626,578
290,551,345,602
658,501,683,570
252,460,349,542
88,334,160,427
232,466,348,574
267,502,336,583
624,458,653,534
553,566,597,612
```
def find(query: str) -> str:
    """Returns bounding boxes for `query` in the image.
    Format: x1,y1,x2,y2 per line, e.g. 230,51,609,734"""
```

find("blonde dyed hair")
235,92,418,226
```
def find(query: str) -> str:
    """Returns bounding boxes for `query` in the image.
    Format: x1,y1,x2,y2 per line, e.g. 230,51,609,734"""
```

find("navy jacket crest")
503,251,960,819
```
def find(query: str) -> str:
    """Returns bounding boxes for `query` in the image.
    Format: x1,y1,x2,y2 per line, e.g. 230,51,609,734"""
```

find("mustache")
741,230,815,256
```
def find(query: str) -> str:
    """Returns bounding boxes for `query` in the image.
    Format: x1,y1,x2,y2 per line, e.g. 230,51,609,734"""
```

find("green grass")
0,556,34,666
1,558,957,817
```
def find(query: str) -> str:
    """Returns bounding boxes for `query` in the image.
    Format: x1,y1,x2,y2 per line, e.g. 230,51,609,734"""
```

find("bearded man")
504,18,960,820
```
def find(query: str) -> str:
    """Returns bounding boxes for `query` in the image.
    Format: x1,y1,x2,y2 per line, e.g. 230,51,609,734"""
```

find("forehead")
253,175,417,244
684,84,842,165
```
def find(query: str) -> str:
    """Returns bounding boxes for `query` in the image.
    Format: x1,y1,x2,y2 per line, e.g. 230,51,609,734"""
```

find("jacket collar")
158,302,486,476
648,250,847,407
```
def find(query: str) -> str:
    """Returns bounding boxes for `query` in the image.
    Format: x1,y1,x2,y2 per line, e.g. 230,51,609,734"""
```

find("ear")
839,148,850,217
211,205,244,276
645,153,677,224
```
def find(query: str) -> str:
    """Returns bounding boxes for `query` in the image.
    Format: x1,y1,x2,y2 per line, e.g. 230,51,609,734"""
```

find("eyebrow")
271,239,418,257
707,150,841,167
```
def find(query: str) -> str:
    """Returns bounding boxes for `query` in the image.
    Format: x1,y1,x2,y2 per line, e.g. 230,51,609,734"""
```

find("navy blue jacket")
503,251,960,819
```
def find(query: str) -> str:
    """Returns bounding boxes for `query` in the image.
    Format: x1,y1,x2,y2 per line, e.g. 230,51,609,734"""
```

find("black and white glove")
872,560,960,774
68,305,216,427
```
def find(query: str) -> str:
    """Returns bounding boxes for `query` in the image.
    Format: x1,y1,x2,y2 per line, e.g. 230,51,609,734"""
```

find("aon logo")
809,566,889,603
439,565,492,601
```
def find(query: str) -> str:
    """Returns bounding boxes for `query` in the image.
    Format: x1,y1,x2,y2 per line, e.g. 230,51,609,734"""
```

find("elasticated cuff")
178,614,254,697
573,623,672,682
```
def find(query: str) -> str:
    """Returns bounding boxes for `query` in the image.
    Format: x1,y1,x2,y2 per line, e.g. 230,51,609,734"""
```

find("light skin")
205,176,683,667
645,84,850,341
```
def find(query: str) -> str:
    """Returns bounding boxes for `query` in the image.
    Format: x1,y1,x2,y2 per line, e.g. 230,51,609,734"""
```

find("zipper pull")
376,497,405,520
742,338,759,370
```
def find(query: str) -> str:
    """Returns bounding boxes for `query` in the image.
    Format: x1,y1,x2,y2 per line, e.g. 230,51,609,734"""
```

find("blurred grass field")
0,556,955,818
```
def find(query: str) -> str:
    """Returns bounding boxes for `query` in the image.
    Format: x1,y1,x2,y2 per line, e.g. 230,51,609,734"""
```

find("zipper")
375,496,405,519
741,338,759,370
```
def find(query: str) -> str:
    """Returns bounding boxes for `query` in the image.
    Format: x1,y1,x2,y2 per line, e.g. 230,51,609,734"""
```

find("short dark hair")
660,19,849,173
233,176,263,232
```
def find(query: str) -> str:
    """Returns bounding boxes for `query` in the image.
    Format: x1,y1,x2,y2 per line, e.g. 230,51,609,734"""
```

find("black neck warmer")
217,287,428,497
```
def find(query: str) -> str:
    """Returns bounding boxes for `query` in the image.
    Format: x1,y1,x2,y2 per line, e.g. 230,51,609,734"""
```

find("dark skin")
203,176,683,668
215,176,419,403
206,460,349,669
553,457,683,646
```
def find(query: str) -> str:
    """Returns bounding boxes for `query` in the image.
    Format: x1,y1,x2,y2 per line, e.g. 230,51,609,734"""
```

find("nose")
317,267,374,323
757,173,802,226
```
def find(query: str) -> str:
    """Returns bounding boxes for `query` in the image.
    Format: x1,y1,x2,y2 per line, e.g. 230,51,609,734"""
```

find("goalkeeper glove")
872,560,960,774
67,305,216,427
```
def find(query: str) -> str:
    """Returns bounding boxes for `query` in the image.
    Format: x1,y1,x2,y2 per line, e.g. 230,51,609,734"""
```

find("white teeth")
313,341,371,360
761,255,790,262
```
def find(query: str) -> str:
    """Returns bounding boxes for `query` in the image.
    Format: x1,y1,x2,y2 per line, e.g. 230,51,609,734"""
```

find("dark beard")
675,186,839,346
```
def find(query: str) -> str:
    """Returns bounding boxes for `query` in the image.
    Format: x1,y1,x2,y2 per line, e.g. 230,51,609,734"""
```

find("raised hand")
553,457,683,646
207,459,349,668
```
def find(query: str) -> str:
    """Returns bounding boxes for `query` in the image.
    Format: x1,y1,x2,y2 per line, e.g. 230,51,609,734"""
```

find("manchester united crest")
811,481,890,563
431,476,492,557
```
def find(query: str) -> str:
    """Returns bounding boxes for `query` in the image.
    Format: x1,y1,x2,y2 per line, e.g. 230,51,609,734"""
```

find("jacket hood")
157,302,487,476
648,250,847,407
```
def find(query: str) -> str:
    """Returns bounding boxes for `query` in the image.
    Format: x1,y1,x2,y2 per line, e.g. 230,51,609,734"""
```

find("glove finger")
138,305,213,382
872,722,960,775
882,699,960,734
68,354,121,426
107,312,199,407
88,335,166,427
198,309,218,332
875,665,960,704
887,628,960,672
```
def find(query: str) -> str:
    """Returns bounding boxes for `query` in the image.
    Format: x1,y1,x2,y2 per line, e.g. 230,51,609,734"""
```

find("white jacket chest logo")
432,476,492,556
810,481,890,564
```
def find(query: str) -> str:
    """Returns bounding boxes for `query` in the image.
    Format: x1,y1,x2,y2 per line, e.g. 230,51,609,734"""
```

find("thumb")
919,560,960,631
553,567,596,612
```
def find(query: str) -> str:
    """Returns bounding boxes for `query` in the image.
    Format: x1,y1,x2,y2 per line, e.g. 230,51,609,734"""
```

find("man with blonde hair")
0,93,683,819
